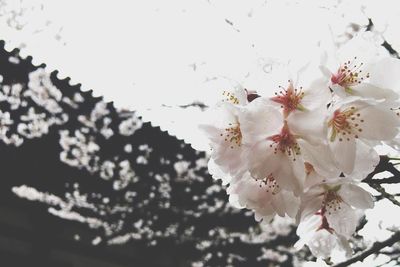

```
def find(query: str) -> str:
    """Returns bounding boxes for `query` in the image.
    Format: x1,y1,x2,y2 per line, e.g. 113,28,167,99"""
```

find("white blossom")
228,171,300,222
320,32,399,101
326,98,399,174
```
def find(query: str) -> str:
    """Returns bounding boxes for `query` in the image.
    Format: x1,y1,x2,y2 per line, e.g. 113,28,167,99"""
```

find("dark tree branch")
368,183,400,207
368,176,400,185
333,232,400,267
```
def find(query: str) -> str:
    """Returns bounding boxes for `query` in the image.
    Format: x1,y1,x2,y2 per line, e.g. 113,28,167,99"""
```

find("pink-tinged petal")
273,154,304,195
288,107,327,144
304,170,325,189
270,190,300,218
247,140,281,180
228,172,276,216
239,98,283,145
280,190,301,218
210,142,245,176
298,139,341,179
349,140,380,181
270,192,286,217
351,83,399,101
357,104,400,141
368,57,400,92
300,78,332,110
199,103,249,176
329,134,356,175
325,202,357,238
339,183,374,209
299,194,324,222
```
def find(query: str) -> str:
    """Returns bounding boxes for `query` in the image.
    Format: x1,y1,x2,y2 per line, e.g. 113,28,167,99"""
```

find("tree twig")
368,183,400,207
333,232,400,267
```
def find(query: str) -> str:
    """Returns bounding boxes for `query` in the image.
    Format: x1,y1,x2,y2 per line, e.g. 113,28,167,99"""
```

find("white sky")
1,0,400,149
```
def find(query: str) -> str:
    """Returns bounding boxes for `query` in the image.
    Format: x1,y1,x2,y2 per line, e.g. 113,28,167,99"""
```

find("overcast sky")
1,0,400,149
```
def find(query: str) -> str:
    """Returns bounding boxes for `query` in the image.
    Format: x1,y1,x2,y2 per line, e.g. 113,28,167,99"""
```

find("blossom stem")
332,232,400,267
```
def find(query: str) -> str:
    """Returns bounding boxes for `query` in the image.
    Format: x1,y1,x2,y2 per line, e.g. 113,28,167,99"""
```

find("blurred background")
0,1,400,266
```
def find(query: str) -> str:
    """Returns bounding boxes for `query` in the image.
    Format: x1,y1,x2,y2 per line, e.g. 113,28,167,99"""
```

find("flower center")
220,122,242,149
222,91,240,105
268,122,300,159
271,81,305,117
331,57,370,91
254,174,280,194
322,189,343,215
328,106,364,142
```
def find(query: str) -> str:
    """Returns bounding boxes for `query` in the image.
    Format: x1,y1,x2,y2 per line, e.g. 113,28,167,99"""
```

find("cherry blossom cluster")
200,33,400,261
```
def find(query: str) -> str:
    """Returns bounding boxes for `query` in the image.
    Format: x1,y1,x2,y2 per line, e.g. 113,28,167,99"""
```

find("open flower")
299,179,374,238
320,32,399,101
227,171,300,222
326,98,399,174
200,102,247,176
240,97,335,195
295,213,352,260
239,98,304,194
271,78,331,118
296,179,373,260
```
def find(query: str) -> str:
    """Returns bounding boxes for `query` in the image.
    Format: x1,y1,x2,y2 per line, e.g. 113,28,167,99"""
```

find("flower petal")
357,104,400,141
326,202,357,238
299,139,341,179
349,140,380,181
273,154,305,195
368,57,400,92
271,190,300,218
247,140,281,180
339,183,374,209
301,78,332,110
329,133,356,174
352,83,399,101
239,98,283,145
288,107,327,144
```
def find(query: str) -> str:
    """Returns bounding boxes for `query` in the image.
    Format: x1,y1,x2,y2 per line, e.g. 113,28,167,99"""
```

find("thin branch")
368,183,400,207
368,176,400,185
333,232,400,267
